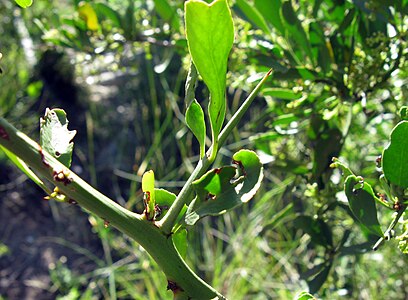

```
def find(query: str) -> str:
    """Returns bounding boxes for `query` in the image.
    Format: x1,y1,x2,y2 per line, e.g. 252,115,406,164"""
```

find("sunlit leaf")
15,0,33,8
40,108,76,168
382,121,408,188
185,0,234,157
142,170,156,219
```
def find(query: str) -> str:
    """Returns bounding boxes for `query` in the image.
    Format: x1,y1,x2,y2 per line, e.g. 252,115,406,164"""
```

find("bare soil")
0,164,103,300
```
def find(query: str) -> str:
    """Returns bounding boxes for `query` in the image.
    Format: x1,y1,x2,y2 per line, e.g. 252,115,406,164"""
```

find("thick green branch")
158,69,272,234
0,117,223,299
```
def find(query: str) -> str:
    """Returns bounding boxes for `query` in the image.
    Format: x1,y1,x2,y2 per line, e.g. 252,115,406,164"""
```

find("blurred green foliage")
1,0,408,299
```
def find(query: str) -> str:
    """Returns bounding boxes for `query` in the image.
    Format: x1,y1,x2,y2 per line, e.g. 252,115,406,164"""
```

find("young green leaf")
15,0,33,8
40,108,76,168
344,175,383,237
186,99,206,158
185,0,234,160
185,150,263,225
382,121,408,188
142,170,156,220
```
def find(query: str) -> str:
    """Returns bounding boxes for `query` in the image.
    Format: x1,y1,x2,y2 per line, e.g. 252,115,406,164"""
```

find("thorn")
68,199,77,205
104,220,110,228
0,126,9,140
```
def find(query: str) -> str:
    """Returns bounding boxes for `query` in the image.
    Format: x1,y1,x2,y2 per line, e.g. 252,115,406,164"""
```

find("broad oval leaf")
186,99,206,158
185,150,263,225
40,108,76,168
382,121,408,188
344,175,383,237
185,0,234,152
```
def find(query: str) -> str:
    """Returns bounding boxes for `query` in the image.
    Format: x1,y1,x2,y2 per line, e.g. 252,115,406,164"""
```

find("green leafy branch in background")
332,107,408,252
0,0,271,298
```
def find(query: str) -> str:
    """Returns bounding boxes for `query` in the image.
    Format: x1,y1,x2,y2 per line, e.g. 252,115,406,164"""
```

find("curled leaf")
40,108,76,168
185,150,263,225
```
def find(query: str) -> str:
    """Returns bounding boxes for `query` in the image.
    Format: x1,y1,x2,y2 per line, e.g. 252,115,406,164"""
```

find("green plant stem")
373,205,407,251
158,69,272,234
0,117,223,299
